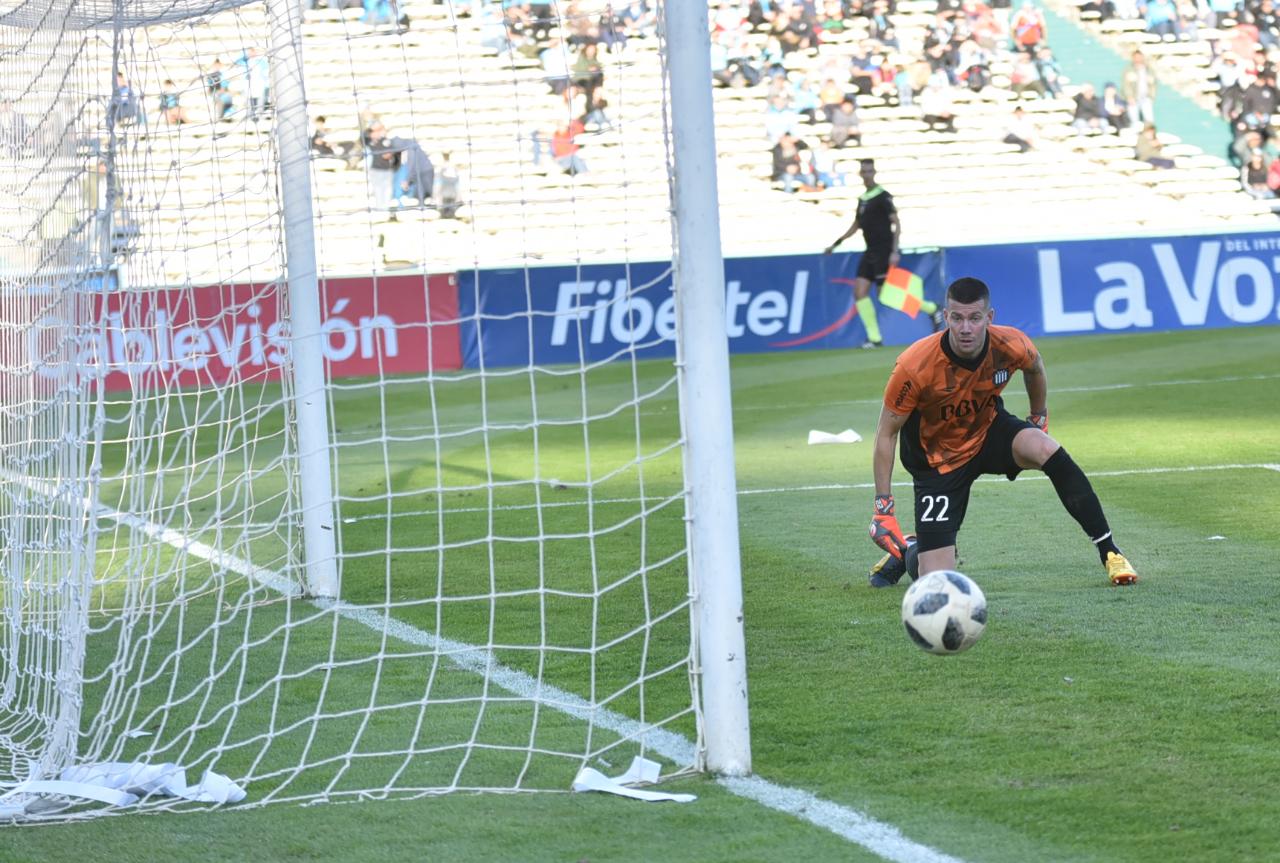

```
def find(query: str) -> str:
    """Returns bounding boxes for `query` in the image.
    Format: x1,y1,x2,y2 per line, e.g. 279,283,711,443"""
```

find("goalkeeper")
866,276,1138,588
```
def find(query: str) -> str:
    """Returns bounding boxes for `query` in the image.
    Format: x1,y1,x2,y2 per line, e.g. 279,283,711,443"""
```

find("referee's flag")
878,267,924,318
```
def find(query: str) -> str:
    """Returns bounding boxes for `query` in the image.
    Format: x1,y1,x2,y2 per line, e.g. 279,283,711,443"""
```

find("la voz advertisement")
946,233,1280,336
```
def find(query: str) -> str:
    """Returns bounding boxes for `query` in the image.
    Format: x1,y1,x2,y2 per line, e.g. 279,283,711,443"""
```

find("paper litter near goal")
572,756,696,803
808,429,862,445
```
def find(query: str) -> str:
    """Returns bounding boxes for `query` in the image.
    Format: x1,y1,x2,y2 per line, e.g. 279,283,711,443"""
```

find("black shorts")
857,248,891,283
908,406,1036,552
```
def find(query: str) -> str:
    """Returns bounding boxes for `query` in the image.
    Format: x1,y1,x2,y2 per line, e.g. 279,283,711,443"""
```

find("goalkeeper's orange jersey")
882,325,1039,474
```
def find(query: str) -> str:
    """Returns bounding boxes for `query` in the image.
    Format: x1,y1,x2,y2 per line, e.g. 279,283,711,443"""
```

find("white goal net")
0,0,747,819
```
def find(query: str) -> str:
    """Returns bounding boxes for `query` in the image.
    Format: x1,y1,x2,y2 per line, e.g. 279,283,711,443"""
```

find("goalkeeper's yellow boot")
869,551,906,588
1105,551,1138,586
869,536,918,588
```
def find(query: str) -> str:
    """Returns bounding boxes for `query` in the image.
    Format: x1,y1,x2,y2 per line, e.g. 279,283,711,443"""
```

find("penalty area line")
738,462,1280,497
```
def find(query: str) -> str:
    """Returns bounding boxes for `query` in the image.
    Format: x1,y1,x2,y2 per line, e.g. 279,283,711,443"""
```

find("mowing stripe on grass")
330,371,1280,437
333,463,1279,523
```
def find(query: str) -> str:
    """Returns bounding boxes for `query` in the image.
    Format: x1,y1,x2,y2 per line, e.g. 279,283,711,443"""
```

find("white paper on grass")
807,429,862,445
571,756,696,803
0,762,247,816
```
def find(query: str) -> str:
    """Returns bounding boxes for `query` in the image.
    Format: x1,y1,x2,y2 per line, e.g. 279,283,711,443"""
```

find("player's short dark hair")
946,277,990,306
859,158,875,169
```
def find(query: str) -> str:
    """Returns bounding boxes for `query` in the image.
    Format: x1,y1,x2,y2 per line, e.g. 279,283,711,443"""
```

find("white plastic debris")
572,756,695,803
807,429,862,445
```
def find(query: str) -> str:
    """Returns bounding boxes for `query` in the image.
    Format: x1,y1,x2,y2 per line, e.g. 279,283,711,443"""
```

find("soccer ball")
901,570,987,655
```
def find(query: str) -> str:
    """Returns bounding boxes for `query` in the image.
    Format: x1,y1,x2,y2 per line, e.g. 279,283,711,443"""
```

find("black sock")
1041,448,1120,565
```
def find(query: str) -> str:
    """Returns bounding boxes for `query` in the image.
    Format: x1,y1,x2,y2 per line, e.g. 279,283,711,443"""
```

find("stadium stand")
66,0,1277,286
1044,0,1280,203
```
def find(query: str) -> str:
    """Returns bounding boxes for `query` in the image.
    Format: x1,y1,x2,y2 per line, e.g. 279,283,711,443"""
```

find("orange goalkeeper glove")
1027,410,1048,432
870,494,909,560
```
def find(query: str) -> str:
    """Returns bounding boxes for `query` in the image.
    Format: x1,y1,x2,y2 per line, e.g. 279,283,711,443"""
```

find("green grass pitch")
3,326,1279,863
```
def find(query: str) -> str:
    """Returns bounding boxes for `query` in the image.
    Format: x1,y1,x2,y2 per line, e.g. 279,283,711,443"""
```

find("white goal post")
0,0,749,818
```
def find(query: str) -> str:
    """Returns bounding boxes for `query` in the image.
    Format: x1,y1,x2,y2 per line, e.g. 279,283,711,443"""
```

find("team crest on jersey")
992,368,1010,386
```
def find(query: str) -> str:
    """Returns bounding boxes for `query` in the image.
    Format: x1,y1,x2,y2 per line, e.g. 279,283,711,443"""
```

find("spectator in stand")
906,59,933,103
552,119,588,175
1010,51,1046,97
1035,47,1064,96
849,43,884,95
1143,0,1180,37
711,30,763,88
1253,0,1280,48
364,121,399,213
777,4,817,54
870,60,902,103
1101,81,1129,132
812,139,845,188
205,59,234,121
311,115,355,161
1072,82,1106,133
614,0,654,33
158,80,190,125
1243,149,1274,197
1002,105,1038,151
818,0,848,33
713,0,745,35
829,98,862,147
391,137,434,208
790,74,821,123
434,151,463,219
361,0,395,27
759,34,786,76
1232,129,1267,166
957,38,992,91
1176,0,1202,39
819,78,847,121
1011,0,1047,52
110,72,145,127
920,77,957,132
1079,0,1117,20
1241,65,1280,130
1214,52,1246,120
765,91,802,144
540,38,572,95
584,94,613,131
1205,0,1240,27
1135,122,1176,168
571,42,605,113
1122,50,1157,127
597,3,628,52
786,149,820,193
237,47,271,120
870,0,901,47
771,131,808,183
923,22,960,85
1266,152,1280,196
564,0,600,45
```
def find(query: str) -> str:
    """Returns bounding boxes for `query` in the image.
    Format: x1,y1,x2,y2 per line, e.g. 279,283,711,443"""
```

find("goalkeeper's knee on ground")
905,536,919,581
